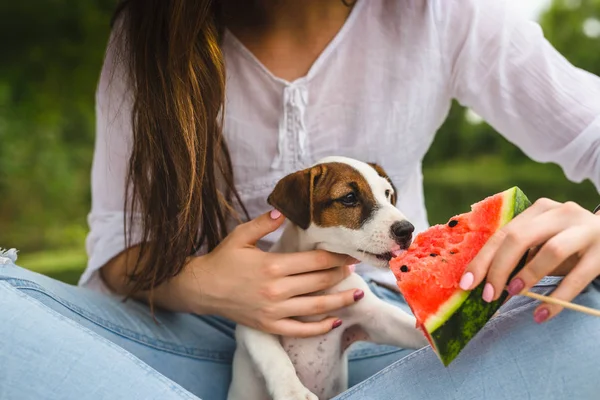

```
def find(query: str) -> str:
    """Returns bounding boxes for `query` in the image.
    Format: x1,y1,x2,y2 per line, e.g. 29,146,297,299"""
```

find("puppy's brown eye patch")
311,162,376,230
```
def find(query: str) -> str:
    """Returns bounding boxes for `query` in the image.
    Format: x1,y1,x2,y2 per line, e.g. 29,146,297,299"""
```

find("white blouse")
81,0,600,292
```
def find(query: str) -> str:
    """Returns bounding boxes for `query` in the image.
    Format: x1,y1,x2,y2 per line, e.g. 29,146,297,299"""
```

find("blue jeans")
1,251,599,400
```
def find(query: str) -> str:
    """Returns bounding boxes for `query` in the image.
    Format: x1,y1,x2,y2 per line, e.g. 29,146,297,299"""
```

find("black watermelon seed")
450,250,457,254
448,220,458,227
400,265,409,272
430,253,438,257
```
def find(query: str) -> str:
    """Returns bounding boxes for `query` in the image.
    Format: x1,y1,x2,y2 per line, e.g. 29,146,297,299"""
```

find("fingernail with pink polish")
348,264,356,273
459,272,474,290
507,278,525,296
482,283,495,303
534,308,550,324
269,209,282,220
332,319,343,329
353,289,364,301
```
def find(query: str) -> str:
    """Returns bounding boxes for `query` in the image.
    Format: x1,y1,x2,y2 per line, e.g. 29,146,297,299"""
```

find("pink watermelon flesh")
390,187,531,365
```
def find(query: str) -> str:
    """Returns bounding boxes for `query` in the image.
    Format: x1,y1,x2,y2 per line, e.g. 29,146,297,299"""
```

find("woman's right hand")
178,210,362,337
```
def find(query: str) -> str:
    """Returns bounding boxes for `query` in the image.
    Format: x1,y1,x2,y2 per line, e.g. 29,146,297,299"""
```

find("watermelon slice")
390,187,531,366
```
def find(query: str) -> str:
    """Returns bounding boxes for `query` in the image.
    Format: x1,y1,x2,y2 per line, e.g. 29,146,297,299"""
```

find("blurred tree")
426,0,600,167
0,1,116,250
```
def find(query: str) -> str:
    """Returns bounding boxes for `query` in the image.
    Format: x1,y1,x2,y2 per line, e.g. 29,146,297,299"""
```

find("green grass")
13,156,599,284
17,247,86,285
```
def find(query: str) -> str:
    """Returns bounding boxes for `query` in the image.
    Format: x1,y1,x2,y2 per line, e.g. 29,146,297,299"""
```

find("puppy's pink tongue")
391,249,404,257
391,244,404,258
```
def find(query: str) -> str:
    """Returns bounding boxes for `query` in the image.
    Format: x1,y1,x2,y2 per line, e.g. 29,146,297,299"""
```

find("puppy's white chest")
281,330,347,399
281,278,372,399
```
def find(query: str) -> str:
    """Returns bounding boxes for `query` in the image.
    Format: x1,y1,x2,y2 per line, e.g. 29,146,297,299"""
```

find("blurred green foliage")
0,0,116,251
2,0,600,282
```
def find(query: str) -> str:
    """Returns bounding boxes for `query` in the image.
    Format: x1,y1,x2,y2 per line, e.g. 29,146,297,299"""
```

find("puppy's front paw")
272,385,318,400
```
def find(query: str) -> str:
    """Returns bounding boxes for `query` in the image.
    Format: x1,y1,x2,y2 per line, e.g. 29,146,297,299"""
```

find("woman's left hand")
459,198,600,323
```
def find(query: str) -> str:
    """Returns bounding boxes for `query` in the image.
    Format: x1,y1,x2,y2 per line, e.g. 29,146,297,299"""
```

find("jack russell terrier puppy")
227,156,428,400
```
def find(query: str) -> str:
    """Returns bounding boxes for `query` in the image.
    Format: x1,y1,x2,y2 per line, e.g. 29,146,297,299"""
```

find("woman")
1,0,600,398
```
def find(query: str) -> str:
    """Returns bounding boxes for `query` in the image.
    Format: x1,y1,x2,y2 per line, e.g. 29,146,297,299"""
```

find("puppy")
227,156,427,400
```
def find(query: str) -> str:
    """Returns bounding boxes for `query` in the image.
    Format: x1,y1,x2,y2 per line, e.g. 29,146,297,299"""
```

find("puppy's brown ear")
267,166,323,230
368,162,398,205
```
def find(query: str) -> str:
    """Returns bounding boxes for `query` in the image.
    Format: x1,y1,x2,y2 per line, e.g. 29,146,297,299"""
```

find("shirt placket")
272,84,309,171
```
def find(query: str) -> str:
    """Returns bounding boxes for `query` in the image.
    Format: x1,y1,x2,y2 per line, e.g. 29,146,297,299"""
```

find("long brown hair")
112,0,247,300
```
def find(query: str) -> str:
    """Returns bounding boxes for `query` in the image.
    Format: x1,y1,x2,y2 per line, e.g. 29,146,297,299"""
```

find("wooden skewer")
520,290,600,318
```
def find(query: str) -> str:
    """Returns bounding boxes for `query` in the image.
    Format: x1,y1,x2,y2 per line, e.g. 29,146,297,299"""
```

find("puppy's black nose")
391,220,414,241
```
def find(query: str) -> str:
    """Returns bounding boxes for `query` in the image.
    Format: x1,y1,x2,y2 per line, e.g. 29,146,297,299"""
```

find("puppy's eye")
340,192,358,206
385,190,391,199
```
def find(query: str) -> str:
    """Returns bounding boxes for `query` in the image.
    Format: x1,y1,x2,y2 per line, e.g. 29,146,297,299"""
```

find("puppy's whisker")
358,235,381,254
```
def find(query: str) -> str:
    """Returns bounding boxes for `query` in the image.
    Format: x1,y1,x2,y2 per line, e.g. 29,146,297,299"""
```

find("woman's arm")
100,246,199,313
433,0,600,190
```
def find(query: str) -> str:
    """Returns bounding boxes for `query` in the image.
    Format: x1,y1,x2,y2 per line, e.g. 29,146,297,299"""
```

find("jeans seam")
3,278,232,363
348,346,405,360
0,281,199,400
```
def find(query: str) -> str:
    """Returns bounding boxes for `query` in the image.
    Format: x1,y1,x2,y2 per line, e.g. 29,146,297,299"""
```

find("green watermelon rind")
423,290,469,333
425,186,531,366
